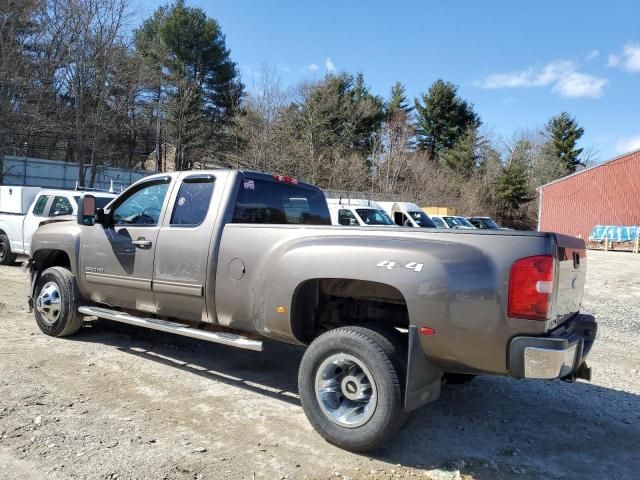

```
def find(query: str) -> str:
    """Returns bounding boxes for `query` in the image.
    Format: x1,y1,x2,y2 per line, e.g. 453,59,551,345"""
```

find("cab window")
50,196,74,216
338,209,357,225
32,195,49,216
170,176,215,226
113,181,170,226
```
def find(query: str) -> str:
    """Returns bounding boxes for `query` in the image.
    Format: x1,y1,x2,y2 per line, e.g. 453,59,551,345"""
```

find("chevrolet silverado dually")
24,170,597,451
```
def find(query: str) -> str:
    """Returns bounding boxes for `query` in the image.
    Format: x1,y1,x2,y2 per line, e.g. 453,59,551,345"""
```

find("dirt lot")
0,250,639,480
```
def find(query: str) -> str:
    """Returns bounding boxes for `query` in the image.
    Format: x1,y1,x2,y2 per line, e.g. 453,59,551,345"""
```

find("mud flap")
405,325,443,411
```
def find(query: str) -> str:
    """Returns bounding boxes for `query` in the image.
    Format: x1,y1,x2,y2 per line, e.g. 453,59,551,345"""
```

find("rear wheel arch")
290,277,410,345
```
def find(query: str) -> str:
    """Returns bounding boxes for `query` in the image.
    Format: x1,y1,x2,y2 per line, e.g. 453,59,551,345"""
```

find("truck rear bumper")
508,313,597,380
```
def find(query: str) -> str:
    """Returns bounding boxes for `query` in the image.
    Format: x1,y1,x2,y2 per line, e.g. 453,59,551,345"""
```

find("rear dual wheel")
298,325,407,452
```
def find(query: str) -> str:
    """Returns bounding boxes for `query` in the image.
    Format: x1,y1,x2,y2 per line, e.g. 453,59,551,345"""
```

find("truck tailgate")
551,233,587,325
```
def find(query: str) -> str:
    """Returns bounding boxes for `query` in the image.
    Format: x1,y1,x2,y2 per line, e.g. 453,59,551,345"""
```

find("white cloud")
586,50,599,61
553,71,607,98
325,57,335,72
616,135,640,153
608,43,640,72
477,60,607,98
306,63,319,71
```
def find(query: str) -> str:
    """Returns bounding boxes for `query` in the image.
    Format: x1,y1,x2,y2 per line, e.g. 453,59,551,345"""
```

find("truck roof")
137,169,321,192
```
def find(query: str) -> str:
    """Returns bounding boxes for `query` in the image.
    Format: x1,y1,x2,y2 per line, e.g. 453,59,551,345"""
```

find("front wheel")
34,267,83,337
298,325,407,452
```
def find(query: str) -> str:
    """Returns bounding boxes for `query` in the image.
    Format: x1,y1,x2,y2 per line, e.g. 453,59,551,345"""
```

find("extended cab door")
79,177,172,312
152,172,222,322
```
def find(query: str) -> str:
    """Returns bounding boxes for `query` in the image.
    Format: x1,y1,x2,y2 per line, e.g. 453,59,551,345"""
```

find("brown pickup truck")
25,170,597,451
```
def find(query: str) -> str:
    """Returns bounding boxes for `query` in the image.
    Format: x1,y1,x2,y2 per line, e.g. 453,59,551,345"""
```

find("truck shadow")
74,319,640,480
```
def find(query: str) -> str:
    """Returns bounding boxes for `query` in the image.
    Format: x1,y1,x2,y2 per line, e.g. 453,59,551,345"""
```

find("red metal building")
537,148,640,240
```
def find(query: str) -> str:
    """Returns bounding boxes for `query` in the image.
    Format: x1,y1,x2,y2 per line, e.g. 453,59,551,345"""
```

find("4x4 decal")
376,260,424,272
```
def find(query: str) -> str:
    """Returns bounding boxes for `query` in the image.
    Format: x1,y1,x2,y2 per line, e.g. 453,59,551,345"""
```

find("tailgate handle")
573,251,580,269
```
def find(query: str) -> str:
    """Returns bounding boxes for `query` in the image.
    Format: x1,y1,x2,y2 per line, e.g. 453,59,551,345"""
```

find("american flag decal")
243,179,255,190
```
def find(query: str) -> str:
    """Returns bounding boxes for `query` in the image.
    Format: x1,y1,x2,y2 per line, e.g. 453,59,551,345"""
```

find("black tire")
298,325,408,452
444,373,476,385
34,267,83,337
0,233,17,265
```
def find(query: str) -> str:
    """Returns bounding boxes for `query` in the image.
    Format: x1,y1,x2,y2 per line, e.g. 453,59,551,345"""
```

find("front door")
79,178,172,312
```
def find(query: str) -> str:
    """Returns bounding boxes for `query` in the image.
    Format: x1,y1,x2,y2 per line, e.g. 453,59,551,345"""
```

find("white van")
326,198,395,226
376,201,436,228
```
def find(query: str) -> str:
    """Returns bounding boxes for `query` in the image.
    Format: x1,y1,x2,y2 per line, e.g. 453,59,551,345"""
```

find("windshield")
355,208,394,225
443,216,474,228
409,211,436,228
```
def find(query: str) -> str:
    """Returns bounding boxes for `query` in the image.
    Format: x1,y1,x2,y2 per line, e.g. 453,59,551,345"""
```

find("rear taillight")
508,255,554,320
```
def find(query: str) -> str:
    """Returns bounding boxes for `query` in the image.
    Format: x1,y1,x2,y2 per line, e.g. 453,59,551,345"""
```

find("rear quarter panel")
215,226,556,375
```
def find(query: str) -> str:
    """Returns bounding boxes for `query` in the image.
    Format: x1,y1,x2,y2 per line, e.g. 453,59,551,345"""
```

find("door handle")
132,238,152,249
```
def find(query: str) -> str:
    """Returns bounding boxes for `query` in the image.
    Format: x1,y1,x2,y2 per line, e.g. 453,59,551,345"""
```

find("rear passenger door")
153,173,219,322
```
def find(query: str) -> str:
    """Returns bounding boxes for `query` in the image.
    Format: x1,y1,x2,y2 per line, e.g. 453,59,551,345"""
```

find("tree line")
1,0,589,227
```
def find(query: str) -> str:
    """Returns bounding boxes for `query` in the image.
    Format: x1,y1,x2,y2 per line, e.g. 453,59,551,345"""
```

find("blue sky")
140,1,640,161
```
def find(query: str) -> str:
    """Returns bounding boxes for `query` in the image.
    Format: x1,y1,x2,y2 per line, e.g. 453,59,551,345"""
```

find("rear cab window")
232,177,330,225
32,195,49,216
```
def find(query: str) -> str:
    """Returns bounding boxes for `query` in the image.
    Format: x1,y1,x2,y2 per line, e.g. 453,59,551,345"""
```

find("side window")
338,209,357,226
50,196,74,216
113,181,170,226
432,217,446,228
32,195,49,216
170,176,215,226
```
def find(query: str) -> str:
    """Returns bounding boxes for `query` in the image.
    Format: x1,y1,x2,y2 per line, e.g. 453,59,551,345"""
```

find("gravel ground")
0,249,639,480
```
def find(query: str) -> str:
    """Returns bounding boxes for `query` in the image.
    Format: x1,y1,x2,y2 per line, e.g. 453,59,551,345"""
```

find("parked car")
327,198,395,226
467,216,501,230
0,186,116,264
430,215,476,229
25,170,596,452
377,201,437,228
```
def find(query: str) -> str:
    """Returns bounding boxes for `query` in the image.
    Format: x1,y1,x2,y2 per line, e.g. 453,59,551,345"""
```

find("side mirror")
349,218,358,226
77,195,96,226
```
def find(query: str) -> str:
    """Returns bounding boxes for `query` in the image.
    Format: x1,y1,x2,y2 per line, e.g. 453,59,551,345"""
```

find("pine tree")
494,140,533,212
135,0,243,170
387,82,412,118
545,112,584,173
439,128,479,176
414,79,480,158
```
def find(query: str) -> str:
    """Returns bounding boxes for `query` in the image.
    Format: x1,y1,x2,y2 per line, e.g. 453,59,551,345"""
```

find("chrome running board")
78,306,263,352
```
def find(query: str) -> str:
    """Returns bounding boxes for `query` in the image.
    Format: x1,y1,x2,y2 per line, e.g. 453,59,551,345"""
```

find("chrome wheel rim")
314,353,377,428
0,240,6,259
36,282,62,325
